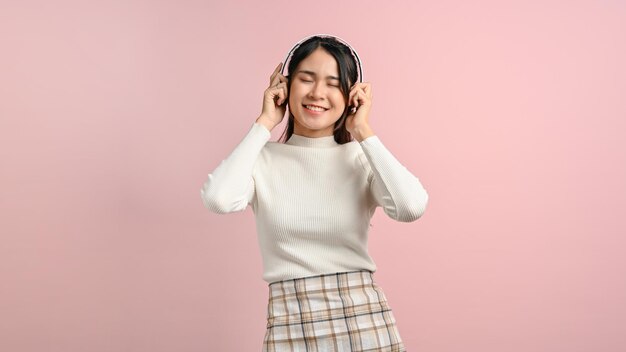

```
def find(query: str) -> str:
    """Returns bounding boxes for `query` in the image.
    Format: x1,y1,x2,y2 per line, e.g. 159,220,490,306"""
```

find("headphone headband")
280,34,364,83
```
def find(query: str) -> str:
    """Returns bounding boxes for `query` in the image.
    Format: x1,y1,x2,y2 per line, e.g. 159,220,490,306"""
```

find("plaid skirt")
263,270,406,352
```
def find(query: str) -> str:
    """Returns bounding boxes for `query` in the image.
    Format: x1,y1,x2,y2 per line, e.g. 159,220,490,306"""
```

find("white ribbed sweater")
200,122,429,283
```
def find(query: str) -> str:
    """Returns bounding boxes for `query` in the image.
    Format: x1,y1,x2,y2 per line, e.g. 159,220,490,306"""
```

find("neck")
285,132,339,148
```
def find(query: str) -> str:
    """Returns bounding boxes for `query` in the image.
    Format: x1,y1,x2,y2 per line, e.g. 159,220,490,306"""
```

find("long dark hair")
277,36,359,145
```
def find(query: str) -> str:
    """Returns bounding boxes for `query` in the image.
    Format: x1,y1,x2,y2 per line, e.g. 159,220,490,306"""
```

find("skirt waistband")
268,270,375,292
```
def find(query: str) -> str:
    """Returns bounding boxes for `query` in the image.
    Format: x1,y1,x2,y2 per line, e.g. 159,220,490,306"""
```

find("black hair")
277,36,359,145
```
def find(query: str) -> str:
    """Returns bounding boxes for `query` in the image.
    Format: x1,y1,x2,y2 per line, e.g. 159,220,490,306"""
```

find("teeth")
306,105,326,112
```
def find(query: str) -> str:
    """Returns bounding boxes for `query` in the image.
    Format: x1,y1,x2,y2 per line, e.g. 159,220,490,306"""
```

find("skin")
256,47,375,142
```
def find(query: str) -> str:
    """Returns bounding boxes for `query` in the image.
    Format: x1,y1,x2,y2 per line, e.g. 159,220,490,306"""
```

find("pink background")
2,0,625,351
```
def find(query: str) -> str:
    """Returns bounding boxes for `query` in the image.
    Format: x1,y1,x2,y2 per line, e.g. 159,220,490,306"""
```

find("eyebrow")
296,70,340,81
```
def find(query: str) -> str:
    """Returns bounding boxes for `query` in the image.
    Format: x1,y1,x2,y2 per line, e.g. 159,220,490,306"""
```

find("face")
288,47,347,138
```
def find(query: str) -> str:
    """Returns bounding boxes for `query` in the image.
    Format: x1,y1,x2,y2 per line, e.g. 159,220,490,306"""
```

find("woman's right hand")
258,62,288,130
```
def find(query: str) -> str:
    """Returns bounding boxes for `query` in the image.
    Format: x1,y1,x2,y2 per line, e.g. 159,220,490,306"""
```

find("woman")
201,34,428,351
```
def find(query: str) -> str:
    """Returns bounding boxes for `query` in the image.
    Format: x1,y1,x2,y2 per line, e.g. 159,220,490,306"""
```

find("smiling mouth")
303,104,328,112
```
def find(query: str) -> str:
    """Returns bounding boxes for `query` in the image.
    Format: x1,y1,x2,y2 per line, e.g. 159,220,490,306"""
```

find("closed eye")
300,78,340,88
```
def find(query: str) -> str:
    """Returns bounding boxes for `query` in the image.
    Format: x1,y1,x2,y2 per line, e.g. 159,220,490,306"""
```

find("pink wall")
2,0,625,351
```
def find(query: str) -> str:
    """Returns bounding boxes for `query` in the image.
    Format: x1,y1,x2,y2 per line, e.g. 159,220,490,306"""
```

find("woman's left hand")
345,82,374,141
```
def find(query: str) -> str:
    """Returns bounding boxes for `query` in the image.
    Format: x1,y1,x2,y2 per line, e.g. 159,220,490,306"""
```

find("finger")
279,84,288,105
354,82,369,90
349,84,360,100
273,62,282,75
362,83,371,97
272,82,285,93
348,90,354,106
350,84,363,101
270,75,283,89
270,62,283,85
276,89,285,105
353,89,363,107
271,86,281,104
360,89,369,104
270,75,279,87
273,84,287,105
354,90,366,108
349,89,359,107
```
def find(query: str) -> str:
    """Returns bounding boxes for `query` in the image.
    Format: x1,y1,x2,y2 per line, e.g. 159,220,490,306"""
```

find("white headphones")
280,34,364,83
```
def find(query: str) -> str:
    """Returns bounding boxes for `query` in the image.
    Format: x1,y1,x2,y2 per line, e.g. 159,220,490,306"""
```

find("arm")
200,122,271,214
358,135,429,222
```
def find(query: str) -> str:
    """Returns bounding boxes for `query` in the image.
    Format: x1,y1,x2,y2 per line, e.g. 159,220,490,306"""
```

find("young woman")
201,34,428,351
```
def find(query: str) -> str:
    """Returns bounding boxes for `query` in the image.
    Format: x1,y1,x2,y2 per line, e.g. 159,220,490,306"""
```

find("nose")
307,81,327,100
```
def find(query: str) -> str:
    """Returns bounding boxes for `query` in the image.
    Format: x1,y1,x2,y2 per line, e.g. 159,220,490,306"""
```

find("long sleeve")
358,135,429,222
200,122,271,214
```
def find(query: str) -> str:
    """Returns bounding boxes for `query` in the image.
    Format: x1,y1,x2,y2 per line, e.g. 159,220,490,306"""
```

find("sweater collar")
285,133,339,148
